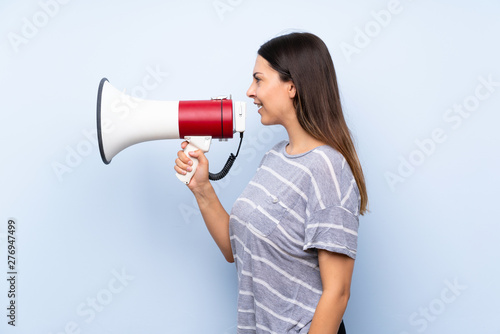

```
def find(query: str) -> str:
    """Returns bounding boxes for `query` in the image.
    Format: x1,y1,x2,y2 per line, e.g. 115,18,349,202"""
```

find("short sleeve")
303,206,359,259
302,146,360,259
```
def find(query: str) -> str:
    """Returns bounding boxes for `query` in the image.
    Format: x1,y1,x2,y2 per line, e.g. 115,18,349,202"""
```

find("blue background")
1,0,499,333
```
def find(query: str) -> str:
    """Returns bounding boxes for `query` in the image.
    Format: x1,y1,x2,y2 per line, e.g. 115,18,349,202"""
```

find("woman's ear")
287,81,296,99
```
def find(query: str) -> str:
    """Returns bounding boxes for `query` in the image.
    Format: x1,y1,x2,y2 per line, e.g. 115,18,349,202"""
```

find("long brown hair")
258,32,368,215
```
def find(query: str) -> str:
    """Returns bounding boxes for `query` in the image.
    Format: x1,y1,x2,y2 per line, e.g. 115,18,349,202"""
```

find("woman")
175,32,368,334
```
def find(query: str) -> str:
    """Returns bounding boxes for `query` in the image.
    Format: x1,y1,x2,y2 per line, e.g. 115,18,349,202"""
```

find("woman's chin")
259,117,271,126
260,120,279,127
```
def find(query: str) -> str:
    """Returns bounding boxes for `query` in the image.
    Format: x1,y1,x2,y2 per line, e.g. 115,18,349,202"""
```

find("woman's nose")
246,82,256,98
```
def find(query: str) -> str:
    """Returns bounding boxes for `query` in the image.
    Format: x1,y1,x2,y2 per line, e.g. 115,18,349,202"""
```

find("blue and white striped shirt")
229,141,360,333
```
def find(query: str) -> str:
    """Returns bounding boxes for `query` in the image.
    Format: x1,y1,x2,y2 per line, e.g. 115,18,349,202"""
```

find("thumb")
188,149,208,165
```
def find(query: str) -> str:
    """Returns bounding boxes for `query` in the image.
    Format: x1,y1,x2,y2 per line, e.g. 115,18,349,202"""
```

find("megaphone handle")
176,142,200,185
176,136,212,185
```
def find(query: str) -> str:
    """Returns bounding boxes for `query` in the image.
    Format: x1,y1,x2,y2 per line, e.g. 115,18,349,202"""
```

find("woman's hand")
174,141,210,193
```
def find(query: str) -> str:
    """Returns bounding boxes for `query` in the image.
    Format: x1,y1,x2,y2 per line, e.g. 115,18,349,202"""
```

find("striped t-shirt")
229,140,360,333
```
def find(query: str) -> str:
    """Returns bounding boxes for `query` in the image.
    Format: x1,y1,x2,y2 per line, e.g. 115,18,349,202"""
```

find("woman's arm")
175,143,234,263
308,250,355,333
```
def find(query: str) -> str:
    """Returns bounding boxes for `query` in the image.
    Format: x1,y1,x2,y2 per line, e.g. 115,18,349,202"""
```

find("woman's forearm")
193,182,233,262
308,289,349,334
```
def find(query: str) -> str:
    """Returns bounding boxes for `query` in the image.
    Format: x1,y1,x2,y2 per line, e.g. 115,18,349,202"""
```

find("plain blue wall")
1,0,499,333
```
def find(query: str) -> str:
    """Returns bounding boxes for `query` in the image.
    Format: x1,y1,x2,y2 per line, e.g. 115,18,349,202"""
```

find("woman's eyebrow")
253,72,262,79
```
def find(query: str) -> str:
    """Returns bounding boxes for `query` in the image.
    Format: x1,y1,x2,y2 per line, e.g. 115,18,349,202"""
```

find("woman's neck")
284,121,326,155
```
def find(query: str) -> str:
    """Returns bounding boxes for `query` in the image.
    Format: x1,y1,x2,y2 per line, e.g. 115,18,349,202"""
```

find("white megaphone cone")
96,78,246,184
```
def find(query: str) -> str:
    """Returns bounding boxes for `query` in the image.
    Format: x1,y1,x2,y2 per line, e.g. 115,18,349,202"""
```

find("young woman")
175,32,368,334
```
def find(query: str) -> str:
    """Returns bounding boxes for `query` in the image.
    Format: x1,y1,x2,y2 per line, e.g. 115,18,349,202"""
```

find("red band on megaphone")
178,100,233,139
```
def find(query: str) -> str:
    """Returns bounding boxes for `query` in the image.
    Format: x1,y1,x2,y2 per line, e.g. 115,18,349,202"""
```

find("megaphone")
96,78,246,184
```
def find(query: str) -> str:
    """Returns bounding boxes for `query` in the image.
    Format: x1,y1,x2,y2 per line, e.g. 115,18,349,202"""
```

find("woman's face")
246,55,296,126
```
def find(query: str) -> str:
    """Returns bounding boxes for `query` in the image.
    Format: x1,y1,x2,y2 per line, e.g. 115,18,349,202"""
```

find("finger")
188,150,207,164
188,149,201,158
174,165,187,175
181,141,189,149
177,150,193,165
175,157,192,172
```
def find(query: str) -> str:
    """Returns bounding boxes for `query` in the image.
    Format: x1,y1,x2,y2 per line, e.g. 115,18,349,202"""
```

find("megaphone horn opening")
96,78,111,164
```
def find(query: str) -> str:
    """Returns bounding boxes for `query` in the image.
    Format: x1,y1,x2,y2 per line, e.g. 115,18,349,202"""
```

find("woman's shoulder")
309,145,360,212
309,145,349,172
308,145,357,192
